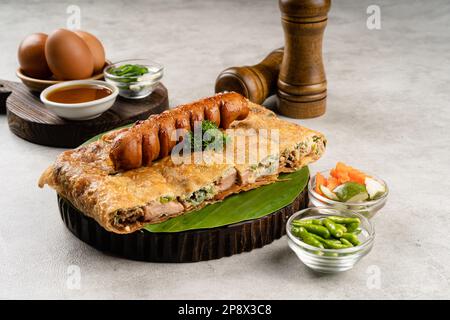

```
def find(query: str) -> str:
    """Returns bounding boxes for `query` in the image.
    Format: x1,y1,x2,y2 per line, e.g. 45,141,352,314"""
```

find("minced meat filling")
111,141,320,229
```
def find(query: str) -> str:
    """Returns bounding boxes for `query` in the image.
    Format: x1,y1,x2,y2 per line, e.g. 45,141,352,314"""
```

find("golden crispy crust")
39,101,326,234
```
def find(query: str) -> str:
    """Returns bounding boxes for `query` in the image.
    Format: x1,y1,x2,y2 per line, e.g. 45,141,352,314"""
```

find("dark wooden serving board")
58,187,308,263
0,79,168,148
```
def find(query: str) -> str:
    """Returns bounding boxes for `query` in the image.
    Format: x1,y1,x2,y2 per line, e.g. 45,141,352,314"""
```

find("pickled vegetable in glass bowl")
104,59,163,99
308,162,388,219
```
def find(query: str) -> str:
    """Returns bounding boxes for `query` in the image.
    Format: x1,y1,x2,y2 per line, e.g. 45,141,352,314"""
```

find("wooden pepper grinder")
277,0,331,118
215,48,284,104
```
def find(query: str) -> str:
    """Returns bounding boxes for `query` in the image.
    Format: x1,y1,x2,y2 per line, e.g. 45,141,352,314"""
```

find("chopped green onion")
109,64,149,78
184,120,229,151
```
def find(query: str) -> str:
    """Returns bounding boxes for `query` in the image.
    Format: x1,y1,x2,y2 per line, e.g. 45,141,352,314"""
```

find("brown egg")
45,28,94,80
75,30,106,74
18,33,52,79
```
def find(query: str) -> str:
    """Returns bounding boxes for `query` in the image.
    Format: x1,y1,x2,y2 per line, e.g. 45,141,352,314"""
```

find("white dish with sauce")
40,80,119,120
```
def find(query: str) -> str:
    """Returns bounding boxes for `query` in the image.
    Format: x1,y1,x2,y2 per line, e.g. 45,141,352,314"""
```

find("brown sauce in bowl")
46,85,112,104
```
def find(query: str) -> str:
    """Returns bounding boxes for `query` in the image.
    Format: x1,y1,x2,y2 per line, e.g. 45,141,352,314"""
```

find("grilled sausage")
109,92,249,171
158,113,177,158
110,130,143,170
189,102,205,128
219,93,250,129
141,123,160,166
172,108,191,143
173,109,191,132
204,98,221,127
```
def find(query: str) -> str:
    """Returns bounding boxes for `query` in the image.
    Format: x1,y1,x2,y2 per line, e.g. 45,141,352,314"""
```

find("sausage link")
157,113,177,158
203,98,221,126
173,109,191,131
110,130,143,171
142,124,160,166
218,93,249,129
189,102,205,129
109,92,249,171
172,109,191,143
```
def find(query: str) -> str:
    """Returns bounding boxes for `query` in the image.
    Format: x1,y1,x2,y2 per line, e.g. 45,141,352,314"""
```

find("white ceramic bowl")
40,80,119,120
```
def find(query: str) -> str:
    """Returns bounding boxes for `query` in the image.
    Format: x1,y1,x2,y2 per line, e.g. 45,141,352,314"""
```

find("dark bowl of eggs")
17,29,109,92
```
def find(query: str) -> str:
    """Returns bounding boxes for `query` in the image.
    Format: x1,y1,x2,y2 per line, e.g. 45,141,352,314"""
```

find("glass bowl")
286,207,375,273
308,169,388,219
104,59,163,99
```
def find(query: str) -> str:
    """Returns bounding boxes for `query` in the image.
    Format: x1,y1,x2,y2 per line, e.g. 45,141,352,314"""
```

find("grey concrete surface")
0,0,449,299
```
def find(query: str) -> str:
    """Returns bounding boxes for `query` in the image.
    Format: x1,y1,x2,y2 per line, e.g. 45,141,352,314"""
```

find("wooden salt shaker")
215,48,284,104
277,0,331,118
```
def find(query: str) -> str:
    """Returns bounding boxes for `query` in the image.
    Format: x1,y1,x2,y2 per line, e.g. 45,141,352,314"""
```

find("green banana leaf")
82,128,309,233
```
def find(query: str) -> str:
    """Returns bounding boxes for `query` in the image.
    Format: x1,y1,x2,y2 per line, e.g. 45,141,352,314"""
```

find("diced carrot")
348,169,366,184
337,171,350,184
336,162,351,172
330,162,368,185
327,177,339,191
315,172,327,195
330,168,338,179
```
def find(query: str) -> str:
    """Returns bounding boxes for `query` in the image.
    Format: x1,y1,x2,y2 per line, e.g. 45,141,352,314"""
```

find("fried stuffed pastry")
39,93,326,234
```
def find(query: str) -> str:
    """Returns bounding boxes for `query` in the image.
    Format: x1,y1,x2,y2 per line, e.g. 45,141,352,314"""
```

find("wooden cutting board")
0,79,169,148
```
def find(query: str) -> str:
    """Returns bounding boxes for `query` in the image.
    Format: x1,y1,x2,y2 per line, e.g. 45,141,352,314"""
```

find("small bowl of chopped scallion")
104,59,163,99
